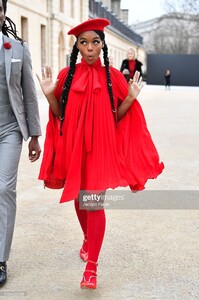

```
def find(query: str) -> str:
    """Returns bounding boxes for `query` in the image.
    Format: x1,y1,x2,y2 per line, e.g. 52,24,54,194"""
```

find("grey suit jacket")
3,35,41,140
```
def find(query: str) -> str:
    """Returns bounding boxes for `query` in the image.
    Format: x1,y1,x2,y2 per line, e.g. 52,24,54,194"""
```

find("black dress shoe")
0,262,7,287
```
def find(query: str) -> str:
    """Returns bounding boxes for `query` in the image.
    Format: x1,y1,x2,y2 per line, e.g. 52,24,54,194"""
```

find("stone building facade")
7,0,145,83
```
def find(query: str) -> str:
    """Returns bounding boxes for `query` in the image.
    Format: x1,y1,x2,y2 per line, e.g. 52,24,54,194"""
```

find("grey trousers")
0,122,22,262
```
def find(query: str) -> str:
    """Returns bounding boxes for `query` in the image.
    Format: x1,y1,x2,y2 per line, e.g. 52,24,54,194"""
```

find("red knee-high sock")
86,210,106,273
74,200,88,239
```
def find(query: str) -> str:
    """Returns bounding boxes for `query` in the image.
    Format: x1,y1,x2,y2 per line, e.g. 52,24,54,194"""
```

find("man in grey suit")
0,0,41,287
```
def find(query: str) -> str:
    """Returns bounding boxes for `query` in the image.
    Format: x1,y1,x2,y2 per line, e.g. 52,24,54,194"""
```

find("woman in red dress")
37,18,164,290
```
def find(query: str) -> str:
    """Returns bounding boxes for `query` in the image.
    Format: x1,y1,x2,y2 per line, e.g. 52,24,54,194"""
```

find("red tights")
74,200,106,273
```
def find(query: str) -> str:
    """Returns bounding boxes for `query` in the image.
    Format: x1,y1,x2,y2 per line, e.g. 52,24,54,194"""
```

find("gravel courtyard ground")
1,84,199,300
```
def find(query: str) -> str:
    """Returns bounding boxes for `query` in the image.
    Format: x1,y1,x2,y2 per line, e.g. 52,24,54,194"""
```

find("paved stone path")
1,85,199,299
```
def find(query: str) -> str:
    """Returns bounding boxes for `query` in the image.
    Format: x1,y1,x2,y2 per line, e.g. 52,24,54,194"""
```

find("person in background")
120,48,142,82
0,0,41,287
165,69,171,90
37,18,164,290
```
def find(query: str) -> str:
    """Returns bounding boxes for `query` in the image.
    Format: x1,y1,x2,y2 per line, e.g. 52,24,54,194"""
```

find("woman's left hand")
117,71,144,121
127,71,144,100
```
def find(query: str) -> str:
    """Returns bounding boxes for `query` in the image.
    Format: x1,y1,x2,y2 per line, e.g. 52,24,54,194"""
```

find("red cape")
39,58,164,203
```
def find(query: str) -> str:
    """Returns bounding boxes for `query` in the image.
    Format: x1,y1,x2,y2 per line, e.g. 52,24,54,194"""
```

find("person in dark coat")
165,69,171,90
120,48,143,82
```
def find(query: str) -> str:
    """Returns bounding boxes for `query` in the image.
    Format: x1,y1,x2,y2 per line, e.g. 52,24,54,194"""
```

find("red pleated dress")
39,58,164,203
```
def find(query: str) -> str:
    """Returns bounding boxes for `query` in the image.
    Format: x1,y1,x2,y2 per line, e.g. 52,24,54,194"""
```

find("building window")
60,0,64,13
41,25,46,66
80,0,83,21
58,31,65,70
21,16,28,42
71,0,74,18
66,54,70,67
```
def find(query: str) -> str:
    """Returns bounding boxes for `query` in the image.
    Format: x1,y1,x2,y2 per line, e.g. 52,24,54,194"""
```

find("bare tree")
164,0,199,14
132,0,199,54
144,0,199,54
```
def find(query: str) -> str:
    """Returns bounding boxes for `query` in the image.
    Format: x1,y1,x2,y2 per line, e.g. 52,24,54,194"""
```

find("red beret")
68,18,110,37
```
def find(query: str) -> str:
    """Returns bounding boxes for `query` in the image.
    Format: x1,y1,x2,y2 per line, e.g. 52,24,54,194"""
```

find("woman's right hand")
36,66,61,117
36,66,58,98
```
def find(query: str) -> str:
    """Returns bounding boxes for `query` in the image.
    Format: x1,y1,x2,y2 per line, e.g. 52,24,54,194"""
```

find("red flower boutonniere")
3,42,12,49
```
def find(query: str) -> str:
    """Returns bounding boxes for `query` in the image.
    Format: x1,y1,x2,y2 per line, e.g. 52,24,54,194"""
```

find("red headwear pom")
68,18,110,37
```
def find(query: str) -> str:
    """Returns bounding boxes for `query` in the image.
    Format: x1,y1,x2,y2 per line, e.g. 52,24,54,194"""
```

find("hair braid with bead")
102,41,117,118
2,0,23,42
93,31,116,120
60,42,79,133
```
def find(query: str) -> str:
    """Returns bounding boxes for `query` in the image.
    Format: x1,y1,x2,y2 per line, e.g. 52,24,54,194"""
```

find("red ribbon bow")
72,61,101,152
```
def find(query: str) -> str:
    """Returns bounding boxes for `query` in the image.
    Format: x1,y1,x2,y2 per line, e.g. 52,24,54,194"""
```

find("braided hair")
60,42,79,134
100,36,117,121
95,31,116,118
60,30,116,132
2,0,23,42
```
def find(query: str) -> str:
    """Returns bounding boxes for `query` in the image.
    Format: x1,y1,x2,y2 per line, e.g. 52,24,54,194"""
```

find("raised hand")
128,71,144,100
36,66,58,98
36,66,61,117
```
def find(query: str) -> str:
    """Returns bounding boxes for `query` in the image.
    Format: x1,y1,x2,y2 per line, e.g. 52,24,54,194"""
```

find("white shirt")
0,32,3,49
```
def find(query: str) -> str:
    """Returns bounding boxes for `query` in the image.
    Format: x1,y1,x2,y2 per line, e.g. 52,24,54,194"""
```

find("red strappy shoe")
79,238,88,262
80,260,98,289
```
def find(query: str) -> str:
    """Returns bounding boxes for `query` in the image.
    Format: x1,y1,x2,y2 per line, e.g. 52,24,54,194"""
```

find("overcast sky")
121,0,165,24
